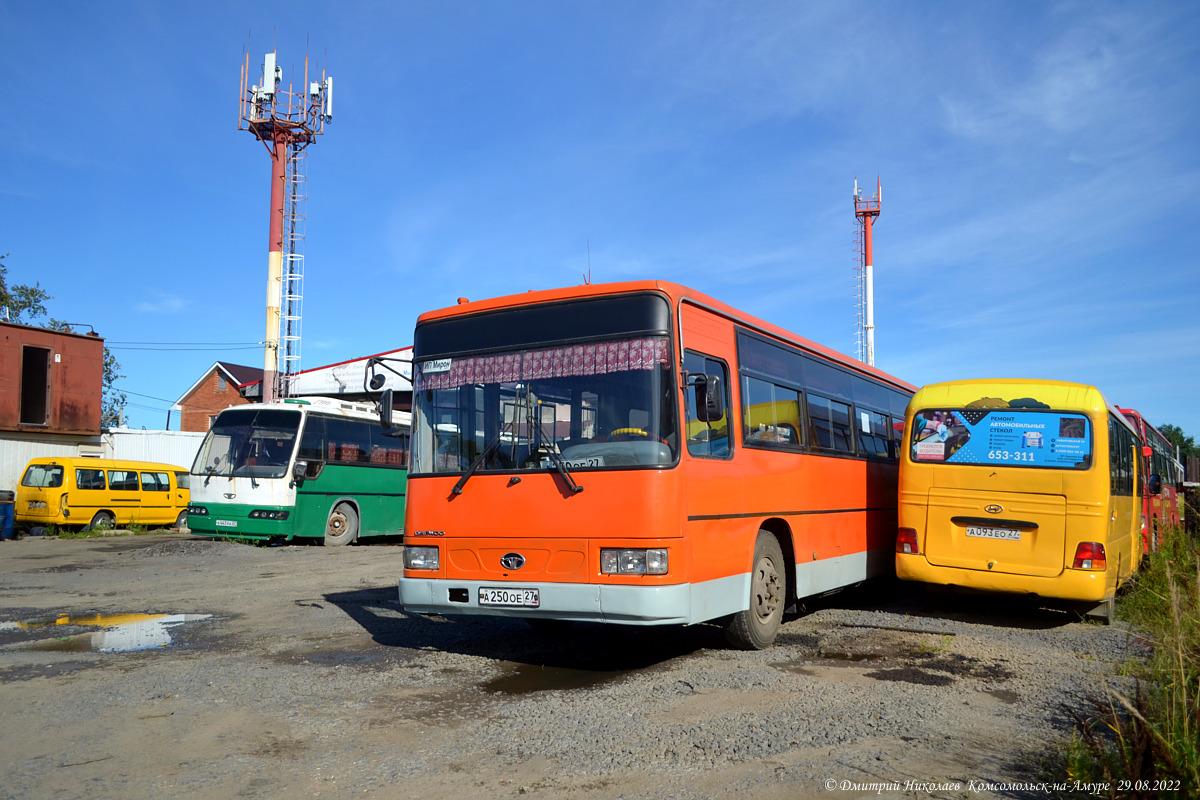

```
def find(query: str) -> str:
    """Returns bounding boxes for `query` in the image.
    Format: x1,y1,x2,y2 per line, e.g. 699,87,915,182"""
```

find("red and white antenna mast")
239,50,333,403
853,177,882,366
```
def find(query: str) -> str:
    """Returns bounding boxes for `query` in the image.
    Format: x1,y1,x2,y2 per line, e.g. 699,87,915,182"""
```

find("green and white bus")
187,397,410,545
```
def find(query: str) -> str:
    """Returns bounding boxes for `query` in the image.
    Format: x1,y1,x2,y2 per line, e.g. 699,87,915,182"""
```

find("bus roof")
416,280,915,394
909,378,1136,433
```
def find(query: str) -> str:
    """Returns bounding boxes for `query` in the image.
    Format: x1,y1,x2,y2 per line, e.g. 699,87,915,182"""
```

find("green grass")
55,522,165,539
1061,519,1200,798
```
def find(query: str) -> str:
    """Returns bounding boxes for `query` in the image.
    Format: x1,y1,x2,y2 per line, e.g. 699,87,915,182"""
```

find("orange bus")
1117,407,1183,553
380,280,914,648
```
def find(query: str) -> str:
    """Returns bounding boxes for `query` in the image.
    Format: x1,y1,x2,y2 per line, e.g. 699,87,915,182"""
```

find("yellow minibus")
16,457,191,532
896,379,1140,622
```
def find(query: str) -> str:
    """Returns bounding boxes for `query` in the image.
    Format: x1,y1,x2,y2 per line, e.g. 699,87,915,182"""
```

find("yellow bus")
15,457,191,532
896,379,1140,622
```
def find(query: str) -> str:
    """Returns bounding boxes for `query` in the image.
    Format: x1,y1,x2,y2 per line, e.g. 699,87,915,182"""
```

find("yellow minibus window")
108,470,139,491
76,469,106,490
21,464,64,488
174,472,189,490
141,472,170,492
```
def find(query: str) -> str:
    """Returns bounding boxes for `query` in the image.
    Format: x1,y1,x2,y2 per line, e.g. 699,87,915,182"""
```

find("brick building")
172,362,264,432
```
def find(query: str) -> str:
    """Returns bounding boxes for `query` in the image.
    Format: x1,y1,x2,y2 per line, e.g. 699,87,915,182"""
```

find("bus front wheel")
724,530,786,650
324,503,359,547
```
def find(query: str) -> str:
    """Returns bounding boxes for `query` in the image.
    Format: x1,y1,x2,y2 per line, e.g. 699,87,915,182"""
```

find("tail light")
1072,542,1107,570
896,528,920,555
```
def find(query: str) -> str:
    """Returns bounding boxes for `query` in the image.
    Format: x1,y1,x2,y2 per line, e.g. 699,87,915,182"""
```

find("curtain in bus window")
326,417,373,464
76,469,105,490
369,424,409,467
415,337,671,391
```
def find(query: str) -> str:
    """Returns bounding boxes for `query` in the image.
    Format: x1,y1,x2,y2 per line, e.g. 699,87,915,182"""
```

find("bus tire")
324,502,359,547
724,530,786,650
174,511,188,530
84,511,115,532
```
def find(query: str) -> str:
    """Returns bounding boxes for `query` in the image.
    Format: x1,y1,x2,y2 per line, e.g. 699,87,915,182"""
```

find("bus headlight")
601,548,668,575
187,506,208,516
405,546,440,570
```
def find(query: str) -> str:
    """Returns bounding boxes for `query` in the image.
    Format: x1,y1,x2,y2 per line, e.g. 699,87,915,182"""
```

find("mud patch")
865,666,956,686
484,661,630,694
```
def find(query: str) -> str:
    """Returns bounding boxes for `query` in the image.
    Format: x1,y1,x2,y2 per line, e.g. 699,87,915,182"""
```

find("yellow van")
896,379,1141,622
15,457,191,532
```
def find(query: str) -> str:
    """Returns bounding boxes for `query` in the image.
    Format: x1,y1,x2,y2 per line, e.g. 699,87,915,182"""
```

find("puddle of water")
484,662,625,695
6,613,211,653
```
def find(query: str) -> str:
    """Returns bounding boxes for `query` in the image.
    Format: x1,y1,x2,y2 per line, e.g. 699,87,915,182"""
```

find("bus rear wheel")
84,511,115,532
324,503,359,547
724,530,786,650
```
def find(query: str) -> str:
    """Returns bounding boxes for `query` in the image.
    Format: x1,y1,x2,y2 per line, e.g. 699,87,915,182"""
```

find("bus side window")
77,468,105,490
108,470,138,492
684,351,730,458
141,472,169,492
298,416,327,462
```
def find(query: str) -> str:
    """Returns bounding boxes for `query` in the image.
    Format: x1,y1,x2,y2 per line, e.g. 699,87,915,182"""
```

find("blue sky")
3,1,1198,438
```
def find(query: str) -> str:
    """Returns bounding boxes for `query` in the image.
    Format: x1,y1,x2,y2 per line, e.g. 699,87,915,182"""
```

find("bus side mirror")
1148,474,1162,495
379,390,395,430
693,373,725,423
292,459,324,482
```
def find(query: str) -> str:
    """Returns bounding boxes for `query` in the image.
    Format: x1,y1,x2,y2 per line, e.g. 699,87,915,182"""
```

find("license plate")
215,519,238,528
966,525,1020,541
28,501,46,509
478,587,540,608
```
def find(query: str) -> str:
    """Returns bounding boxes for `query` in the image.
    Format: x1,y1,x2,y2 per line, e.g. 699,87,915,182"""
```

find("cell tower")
853,177,881,366
239,50,333,403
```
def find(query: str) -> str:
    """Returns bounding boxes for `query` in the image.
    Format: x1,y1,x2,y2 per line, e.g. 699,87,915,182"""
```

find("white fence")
0,429,205,494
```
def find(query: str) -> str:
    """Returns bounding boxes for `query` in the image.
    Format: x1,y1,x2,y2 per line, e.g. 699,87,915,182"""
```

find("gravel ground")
0,533,1145,800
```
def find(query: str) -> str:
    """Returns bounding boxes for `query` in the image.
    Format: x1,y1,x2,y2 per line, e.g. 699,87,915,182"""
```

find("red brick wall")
179,369,254,432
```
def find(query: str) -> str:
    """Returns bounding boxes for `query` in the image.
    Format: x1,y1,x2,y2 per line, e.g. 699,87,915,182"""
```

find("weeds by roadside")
1061,522,1200,798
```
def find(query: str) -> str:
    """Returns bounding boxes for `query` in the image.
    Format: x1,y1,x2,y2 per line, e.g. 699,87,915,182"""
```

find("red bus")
1118,407,1182,553
380,280,914,649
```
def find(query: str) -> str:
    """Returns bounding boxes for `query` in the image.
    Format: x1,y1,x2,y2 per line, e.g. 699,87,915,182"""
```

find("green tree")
3,253,127,427
0,253,51,323
1158,423,1197,460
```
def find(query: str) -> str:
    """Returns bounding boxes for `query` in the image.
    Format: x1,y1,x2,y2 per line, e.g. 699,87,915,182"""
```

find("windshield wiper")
541,443,583,494
534,413,583,494
451,436,503,496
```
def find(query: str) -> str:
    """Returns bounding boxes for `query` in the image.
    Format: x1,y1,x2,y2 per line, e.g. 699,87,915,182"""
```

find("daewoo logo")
411,530,445,536
984,504,1004,514
500,553,526,570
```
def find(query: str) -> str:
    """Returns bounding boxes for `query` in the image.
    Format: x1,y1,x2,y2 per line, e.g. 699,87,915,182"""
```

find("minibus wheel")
724,530,786,650
83,511,115,532
324,502,359,546
174,511,188,530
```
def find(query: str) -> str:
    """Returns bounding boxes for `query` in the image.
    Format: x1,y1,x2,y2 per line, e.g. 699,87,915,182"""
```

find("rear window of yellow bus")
910,408,1092,469
21,464,64,488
